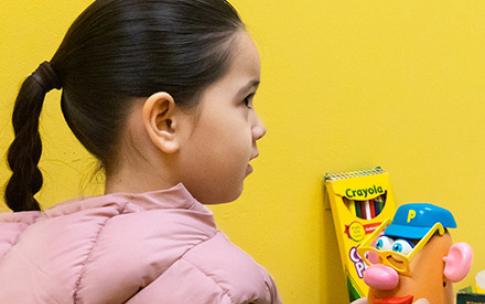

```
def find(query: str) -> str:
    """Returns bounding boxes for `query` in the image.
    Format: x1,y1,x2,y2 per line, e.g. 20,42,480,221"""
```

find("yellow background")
1,1,485,303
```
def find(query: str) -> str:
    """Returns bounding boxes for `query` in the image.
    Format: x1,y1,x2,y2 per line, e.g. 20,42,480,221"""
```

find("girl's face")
176,31,266,204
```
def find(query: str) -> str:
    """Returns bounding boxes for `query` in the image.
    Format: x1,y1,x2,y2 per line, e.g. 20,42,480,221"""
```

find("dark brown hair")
5,0,244,212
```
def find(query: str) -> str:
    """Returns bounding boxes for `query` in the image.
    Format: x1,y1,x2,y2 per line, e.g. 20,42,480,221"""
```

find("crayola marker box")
324,167,396,302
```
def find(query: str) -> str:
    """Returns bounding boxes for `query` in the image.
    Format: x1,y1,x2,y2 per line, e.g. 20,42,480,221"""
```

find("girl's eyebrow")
237,79,260,96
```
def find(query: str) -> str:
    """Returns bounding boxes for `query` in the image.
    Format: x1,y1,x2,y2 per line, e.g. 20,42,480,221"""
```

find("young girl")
0,0,281,303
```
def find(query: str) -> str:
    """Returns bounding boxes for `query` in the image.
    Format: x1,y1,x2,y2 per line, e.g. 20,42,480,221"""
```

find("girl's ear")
142,92,180,154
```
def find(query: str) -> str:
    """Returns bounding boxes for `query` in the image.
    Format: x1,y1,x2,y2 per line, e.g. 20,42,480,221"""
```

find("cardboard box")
324,167,396,301
457,287,485,304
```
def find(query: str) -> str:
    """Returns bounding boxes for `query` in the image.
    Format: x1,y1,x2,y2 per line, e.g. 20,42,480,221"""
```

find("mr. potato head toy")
356,203,473,304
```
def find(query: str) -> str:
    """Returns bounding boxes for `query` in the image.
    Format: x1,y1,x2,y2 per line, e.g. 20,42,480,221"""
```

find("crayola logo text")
345,185,384,199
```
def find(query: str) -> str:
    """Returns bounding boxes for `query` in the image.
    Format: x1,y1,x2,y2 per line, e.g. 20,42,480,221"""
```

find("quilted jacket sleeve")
126,232,282,304
125,258,233,304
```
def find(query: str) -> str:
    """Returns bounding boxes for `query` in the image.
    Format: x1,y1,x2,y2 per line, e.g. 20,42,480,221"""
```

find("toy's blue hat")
384,203,457,239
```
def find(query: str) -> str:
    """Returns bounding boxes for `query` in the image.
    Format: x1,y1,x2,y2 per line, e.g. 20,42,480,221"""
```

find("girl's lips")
246,164,253,175
373,295,414,304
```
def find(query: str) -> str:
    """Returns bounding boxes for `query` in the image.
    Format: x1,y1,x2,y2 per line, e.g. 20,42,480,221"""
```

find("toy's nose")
364,264,400,290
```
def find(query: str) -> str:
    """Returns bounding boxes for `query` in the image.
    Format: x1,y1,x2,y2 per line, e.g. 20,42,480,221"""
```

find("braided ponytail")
5,62,61,212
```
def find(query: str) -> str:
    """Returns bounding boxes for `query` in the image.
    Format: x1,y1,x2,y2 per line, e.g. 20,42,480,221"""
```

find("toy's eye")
375,236,394,251
392,239,414,255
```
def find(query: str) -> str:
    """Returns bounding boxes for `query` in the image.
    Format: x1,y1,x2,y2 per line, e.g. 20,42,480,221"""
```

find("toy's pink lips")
373,295,414,304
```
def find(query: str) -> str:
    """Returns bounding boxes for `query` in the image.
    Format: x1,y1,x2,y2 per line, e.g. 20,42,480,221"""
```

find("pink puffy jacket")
0,183,281,304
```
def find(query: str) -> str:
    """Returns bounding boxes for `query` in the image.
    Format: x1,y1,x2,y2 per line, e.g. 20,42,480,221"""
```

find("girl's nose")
364,264,400,290
252,114,267,140
252,125,266,140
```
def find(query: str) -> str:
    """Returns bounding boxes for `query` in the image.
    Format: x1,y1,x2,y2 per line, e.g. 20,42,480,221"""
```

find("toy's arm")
351,298,368,304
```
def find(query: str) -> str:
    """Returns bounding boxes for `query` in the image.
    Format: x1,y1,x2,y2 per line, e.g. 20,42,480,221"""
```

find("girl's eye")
243,94,254,108
375,236,393,251
391,239,414,255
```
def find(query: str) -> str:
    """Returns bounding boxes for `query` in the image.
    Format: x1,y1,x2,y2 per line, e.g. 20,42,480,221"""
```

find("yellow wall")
2,1,485,303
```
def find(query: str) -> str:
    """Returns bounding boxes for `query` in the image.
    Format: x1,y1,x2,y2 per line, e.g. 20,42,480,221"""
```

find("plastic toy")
357,203,473,304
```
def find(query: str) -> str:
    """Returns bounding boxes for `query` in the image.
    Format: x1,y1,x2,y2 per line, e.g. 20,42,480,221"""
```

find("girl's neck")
104,164,177,194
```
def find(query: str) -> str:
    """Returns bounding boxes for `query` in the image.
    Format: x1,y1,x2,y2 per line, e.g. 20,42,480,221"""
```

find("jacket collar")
106,183,209,213
43,183,212,218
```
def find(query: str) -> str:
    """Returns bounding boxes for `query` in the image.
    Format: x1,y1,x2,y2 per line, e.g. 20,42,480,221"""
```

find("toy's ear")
443,242,473,282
